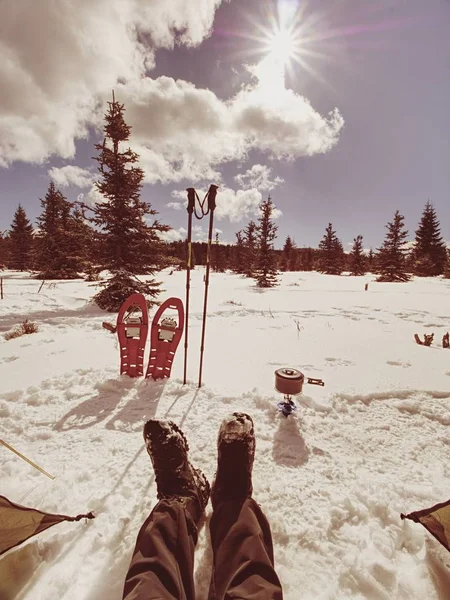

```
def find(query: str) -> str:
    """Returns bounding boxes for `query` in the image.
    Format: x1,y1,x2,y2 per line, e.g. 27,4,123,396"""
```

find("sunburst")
224,0,335,91
267,27,297,65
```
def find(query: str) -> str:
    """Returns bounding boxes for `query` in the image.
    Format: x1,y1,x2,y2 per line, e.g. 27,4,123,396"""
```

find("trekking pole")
183,188,196,385
182,185,218,386
198,185,218,387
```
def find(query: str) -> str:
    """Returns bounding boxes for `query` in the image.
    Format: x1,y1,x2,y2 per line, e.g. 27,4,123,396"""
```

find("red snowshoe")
117,293,149,377
146,298,184,380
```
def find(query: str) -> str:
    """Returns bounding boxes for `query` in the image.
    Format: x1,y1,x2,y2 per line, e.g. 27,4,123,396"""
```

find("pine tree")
35,182,83,278
444,248,450,279
232,230,245,274
303,248,314,271
367,248,375,272
68,207,95,275
348,235,366,276
35,181,62,275
317,223,344,275
412,201,446,276
8,205,34,271
290,248,300,271
0,231,8,269
213,232,226,272
376,210,410,282
193,242,205,267
242,220,257,277
91,93,169,311
255,196,279,288
189,241,197,269
281,236,295,271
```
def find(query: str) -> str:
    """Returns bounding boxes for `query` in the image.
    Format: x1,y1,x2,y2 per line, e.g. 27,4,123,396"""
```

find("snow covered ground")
1,268,450,600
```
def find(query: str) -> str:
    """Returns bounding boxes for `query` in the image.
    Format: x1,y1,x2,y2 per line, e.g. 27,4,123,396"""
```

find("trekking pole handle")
186,188,196,214
207,184,219,211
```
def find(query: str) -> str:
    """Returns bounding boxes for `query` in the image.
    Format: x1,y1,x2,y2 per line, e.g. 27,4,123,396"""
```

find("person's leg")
209,499,283,600
123,420,210,600
208,413,283,600
123,499,197,600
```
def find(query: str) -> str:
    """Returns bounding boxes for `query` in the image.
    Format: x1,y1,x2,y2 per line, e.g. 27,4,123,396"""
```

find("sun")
256,26,300,91
267,28,296,65
226,1,334,93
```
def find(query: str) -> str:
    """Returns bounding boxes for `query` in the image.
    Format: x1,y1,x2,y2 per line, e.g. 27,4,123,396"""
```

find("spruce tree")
8,205,34,271
188,242,197,269
317,223,344,275
255,196,279,288
348,235,366,276
193,242,205,267
242,220,257,277
376,210,410,282
91,93,169,311
213,232,226,272
367,248,375,272
0,232,8,269
334,236,345,274
232,230,245,274
35,182,84,278
68,207,95,275
290,248,300,271
412,201,446,276
303,248,314,271
281,236,295,271
35,181,63,275
444,248,450,279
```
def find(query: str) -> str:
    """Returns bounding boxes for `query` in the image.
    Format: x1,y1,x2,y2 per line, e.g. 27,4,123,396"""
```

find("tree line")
1,94,449,310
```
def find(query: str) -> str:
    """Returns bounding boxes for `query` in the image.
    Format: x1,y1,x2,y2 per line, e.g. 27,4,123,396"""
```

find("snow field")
1,269,450,599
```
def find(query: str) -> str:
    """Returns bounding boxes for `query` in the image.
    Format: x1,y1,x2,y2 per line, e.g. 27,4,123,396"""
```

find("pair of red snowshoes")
116,294,184,381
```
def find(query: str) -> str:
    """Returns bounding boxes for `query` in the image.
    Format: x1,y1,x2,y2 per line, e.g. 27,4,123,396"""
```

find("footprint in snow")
386,360,411,368
1,355,19,363
325,357,354,367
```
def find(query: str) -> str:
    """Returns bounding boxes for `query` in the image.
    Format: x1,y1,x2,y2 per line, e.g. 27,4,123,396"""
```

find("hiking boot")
143,419,210,522
211,412,255,510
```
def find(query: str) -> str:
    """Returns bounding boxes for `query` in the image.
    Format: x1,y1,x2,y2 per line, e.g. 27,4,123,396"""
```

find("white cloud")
120,76,343,184
158,226,187,242
235,165,284,191
0,0,343,184
77,186,105,206
170,185,283,223
272,207,283,220
0,0,224,167
133,0,222,49
48,166,95,188
184,224,226,242
166,201,184,210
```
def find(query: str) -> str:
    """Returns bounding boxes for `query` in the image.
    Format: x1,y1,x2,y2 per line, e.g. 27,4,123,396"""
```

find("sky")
0,0,449,250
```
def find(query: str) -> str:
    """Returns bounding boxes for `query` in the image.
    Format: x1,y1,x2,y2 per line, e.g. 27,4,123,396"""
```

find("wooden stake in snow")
414,333,434,347
37,280,45,294
0,277,3,299
102,321,117,334
0,439,55,480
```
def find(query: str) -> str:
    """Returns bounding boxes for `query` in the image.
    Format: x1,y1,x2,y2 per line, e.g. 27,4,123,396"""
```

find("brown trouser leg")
123,499,197,600
208,499,283,600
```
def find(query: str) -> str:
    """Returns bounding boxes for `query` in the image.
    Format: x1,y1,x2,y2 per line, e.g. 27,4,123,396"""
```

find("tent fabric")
0,495,95,556
401,498,450,552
